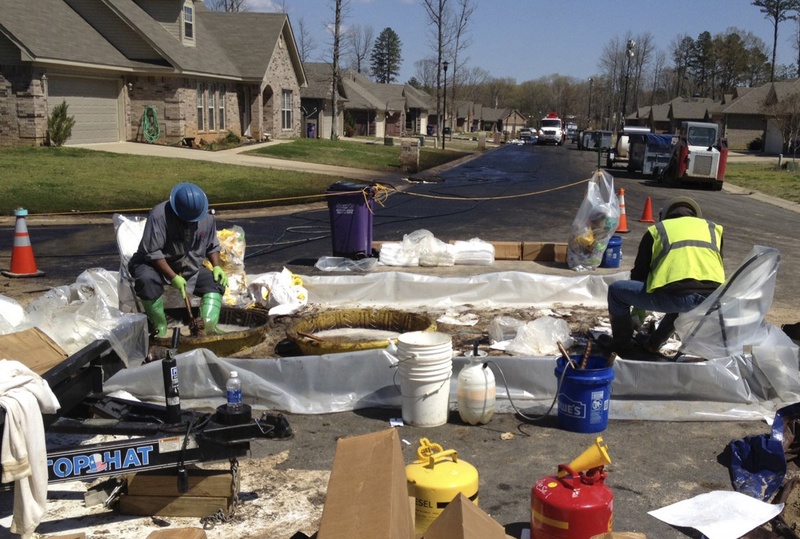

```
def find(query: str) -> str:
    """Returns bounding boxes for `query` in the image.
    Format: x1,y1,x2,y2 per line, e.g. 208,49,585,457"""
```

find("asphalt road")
2,143,799,537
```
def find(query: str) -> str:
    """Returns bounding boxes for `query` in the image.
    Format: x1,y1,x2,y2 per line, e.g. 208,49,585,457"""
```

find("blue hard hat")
169,182,208,222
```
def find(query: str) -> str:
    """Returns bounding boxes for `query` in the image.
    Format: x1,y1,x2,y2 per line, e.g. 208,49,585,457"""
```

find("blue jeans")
607,280,708,318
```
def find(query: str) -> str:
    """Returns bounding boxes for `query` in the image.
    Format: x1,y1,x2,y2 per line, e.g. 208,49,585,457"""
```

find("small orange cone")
2,208,45,278
639,196,655,223
617,188,630,234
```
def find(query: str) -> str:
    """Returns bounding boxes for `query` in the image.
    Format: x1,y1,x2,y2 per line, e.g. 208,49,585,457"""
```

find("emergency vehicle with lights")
539,113,565,145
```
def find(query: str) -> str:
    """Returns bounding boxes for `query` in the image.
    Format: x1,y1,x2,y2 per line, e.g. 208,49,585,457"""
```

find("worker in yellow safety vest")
600,196,724,360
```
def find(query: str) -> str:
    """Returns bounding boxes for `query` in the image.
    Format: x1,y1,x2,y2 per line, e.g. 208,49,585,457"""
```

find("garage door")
48,77,121,144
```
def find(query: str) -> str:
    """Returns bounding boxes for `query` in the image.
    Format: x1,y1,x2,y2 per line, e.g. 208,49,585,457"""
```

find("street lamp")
442,60,449,150
620,39,635,131
587,77,594,128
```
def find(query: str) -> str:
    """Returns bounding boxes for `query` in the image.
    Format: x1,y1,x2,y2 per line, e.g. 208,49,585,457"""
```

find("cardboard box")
0,327,68,375
522,242,568,263
489,241,522,261
421,492,514,539
317,429,414,539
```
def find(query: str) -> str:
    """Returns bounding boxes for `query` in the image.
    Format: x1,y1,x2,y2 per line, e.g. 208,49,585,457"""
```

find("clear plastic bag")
567,170,620,271
675,246,781,358
504,316,573,356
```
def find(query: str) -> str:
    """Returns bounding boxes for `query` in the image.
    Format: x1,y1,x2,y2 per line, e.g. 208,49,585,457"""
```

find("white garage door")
48,77,121,144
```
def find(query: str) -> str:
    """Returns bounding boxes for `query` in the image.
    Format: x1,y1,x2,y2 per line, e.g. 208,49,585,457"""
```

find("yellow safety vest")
646,216,724,293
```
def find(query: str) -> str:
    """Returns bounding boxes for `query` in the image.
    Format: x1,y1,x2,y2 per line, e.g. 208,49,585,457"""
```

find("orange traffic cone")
2,208,45,278
639,197,655,223
617,188,630,234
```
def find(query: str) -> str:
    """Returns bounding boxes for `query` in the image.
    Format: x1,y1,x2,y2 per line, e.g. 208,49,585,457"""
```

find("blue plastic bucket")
600,235,622,268
554,356,615,433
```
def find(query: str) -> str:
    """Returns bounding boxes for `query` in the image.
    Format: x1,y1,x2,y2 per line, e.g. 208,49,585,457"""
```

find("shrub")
47,100,76,147
222,130,241,145
747,137,763,152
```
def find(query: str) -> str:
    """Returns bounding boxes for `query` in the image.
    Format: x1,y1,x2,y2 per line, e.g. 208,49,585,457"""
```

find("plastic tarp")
101,265,800,421
0,269,148,367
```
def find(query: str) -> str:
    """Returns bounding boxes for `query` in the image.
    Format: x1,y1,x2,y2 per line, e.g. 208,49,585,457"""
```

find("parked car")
519,127,538,145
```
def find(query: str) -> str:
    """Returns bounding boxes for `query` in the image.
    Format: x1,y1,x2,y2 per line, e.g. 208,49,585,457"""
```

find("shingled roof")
0,0,305,83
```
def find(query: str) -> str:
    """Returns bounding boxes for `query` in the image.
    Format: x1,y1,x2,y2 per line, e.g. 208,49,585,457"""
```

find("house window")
281,90,292,130
208,84,216,130
183,4,194,40
197,83,204,131
218,86,226,131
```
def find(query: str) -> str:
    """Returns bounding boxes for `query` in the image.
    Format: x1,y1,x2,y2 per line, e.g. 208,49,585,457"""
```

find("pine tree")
47,100,76,147
370,27,403,83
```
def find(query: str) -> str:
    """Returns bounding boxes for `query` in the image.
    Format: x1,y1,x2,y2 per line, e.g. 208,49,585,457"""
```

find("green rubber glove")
213,266,228,287
170,275,187,298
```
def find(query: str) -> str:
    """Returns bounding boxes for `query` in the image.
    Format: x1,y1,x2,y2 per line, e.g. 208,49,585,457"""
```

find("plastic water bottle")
226,371,243,412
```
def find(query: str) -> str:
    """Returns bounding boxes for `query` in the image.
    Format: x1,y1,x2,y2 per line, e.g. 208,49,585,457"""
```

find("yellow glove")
213,265,228,287
170,275,187,299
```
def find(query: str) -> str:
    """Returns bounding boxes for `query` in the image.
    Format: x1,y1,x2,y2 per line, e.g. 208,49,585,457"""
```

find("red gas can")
531,464,613,539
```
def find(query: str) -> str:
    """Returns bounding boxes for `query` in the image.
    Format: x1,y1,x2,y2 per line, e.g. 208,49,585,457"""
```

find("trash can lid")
327,181,371,192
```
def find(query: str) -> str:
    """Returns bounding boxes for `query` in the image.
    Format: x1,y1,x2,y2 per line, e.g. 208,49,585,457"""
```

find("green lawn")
723,161,800,204
0,142,795,216
246,137,469,171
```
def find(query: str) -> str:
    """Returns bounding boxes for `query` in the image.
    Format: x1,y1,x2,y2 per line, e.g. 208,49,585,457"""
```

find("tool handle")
580,340,593,369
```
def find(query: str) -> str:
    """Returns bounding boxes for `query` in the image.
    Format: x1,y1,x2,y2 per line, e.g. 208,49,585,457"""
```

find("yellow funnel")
559,436,611,477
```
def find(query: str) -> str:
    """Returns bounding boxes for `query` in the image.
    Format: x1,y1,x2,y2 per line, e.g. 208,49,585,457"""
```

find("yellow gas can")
405,438,480,534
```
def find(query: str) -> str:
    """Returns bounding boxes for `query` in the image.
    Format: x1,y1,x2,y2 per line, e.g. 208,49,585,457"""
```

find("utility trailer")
605,125,651,168
628,133,676,177
0,333,292,508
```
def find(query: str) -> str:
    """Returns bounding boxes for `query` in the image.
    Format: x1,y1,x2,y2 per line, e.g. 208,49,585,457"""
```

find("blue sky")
249,0,796,83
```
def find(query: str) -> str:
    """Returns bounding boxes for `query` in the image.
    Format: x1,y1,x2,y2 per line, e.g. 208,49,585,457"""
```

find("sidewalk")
74,140,408,186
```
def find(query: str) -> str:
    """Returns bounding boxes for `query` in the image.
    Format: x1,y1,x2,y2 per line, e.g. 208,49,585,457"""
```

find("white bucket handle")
392,367,450,399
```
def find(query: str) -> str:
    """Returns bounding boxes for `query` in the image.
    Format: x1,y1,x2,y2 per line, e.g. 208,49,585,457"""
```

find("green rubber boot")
200,293,223,335
141,297,168,338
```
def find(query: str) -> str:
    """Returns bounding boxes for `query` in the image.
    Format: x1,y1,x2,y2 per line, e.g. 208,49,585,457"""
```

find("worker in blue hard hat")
599,196,724,360
129,182,228,338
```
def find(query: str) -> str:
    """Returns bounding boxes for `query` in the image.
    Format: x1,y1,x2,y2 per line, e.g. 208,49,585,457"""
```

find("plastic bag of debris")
210,225,248,307
248,267,308,315
567,170,620,271
505,316,573,356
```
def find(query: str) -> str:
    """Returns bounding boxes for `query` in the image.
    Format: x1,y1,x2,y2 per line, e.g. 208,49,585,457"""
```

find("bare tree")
344,24,374,74
206,0,249,11
414,58,439,90
329,0,349,139
794,15,800,77
421,0,453,145
295,17,318,63
752,0,800,81
448,0,474,133
766,91,800,158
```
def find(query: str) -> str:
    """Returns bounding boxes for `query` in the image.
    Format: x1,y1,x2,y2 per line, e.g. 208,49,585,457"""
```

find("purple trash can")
326,181,375,259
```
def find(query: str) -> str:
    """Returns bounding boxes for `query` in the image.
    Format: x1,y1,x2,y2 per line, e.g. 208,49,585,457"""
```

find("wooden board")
126,469,234,497
118,494,232,517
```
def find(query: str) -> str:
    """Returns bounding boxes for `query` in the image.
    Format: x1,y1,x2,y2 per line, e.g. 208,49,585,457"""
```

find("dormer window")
183,3,194,42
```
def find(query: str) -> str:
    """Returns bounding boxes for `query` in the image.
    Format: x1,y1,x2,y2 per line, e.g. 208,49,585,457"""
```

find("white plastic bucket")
396,331,453,427
397,331,453,364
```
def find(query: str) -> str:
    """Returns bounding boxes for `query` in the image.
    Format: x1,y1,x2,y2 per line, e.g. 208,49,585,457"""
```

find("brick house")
0,0,306,147
299,64,434,139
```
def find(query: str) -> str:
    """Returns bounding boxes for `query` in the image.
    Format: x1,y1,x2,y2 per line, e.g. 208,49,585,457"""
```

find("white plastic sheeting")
100,268,800,421
0,269,148,367
300,270,625,309
103,340,799,421
2,260,795,421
